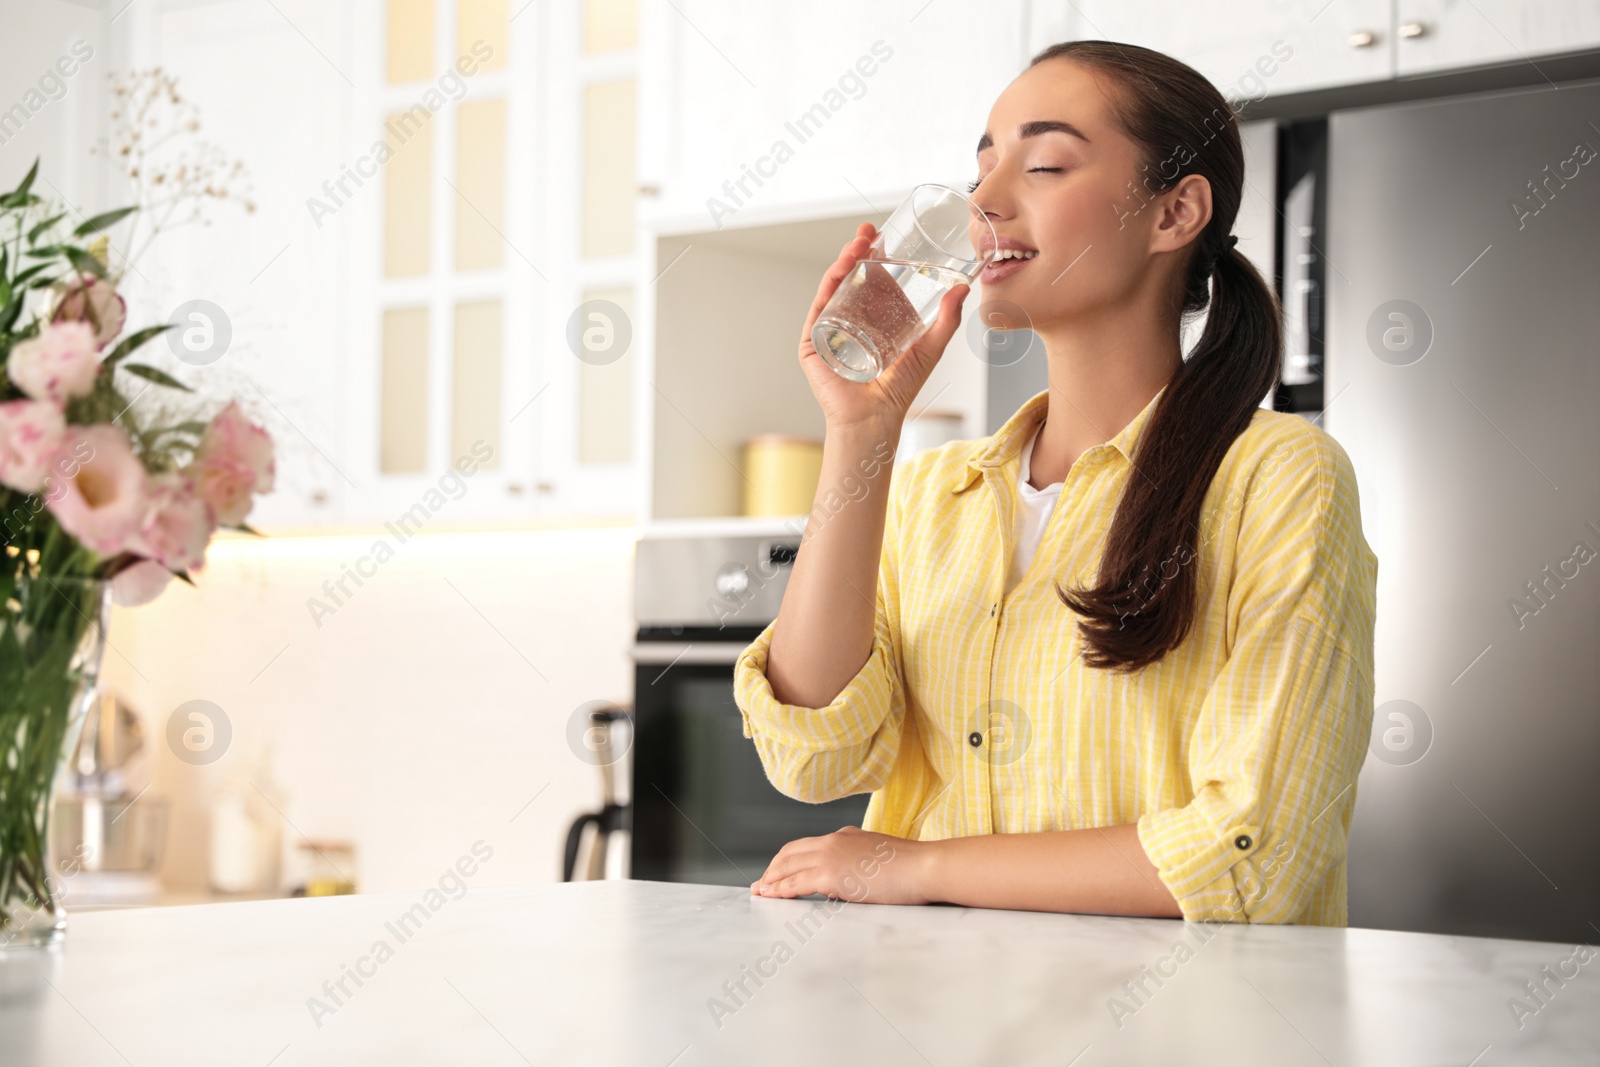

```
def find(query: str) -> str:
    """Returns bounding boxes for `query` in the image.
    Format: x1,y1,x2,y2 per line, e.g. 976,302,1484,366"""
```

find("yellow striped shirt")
733,383,1379,925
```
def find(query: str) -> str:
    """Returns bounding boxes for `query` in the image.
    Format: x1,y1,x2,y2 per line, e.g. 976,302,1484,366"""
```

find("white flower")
8,321,101,404
0,398,67,493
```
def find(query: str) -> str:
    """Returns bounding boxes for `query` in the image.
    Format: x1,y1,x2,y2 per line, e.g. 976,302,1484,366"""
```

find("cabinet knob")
536,481,556,494
1398,20,1427,38
506,482,525,496
1348,30,1377,48
309,489,328,506
637,184,661,197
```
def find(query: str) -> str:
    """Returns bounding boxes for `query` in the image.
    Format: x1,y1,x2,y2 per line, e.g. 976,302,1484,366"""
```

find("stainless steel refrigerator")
1327,79,1599,944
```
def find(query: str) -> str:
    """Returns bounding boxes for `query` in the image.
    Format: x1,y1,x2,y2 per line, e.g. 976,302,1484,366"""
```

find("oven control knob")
714,563,751,600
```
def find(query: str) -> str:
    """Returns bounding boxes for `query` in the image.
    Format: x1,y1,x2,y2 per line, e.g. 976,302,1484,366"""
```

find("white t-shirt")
1005,422,1063,596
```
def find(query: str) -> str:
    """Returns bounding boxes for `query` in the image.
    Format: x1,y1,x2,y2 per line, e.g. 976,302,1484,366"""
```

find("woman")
733,41,1378,925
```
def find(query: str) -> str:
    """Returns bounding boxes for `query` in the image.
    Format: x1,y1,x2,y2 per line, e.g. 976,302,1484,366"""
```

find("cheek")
1031,184,1135,272
1006,210,1148,322
1053,171,1144,242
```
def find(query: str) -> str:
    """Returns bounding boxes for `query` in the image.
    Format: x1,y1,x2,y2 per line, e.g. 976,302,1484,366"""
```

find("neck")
1025,304,1182,487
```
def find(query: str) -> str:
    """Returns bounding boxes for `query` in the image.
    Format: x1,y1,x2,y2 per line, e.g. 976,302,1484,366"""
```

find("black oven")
629,531,869,886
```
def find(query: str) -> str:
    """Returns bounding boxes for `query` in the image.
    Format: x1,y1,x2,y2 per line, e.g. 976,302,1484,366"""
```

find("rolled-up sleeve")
732,466,912,805
1136,429,1379,925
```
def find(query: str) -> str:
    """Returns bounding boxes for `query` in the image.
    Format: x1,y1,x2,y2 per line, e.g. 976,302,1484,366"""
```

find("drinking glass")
811,183,996,383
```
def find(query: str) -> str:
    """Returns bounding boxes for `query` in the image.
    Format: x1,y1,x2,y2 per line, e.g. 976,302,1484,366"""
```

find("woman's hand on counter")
751,823,1186,918
751,826,930,905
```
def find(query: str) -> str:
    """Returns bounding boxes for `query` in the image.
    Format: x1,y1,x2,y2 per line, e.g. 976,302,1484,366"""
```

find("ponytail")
1031,41,1283,672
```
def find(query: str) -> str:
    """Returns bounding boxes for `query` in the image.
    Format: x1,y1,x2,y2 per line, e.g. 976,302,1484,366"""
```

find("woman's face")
967,59,1204,332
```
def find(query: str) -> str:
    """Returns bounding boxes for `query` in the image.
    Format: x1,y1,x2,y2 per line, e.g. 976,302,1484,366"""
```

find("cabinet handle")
1348,30,1377,48
1398,21,1427,38
536,481,555,494
310,489,328,506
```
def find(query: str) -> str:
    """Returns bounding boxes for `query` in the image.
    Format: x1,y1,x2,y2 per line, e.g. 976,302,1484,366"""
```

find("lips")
980,249,1038,284
978,235,1037,258
977,235,1038,283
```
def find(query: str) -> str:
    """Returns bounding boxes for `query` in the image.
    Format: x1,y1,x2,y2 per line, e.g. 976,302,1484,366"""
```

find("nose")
968,180,1008,222
968,189,1006,247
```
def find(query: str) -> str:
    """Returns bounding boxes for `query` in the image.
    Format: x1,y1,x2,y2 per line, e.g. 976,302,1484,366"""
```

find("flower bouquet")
0,158,274,946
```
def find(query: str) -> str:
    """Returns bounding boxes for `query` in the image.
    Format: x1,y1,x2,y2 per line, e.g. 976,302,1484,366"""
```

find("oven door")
629,635,870,886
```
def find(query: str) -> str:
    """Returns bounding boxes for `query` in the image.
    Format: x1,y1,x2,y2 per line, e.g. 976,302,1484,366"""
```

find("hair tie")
1225,234,1238,251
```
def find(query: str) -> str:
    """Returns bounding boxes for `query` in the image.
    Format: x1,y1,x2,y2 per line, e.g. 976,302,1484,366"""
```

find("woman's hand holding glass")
798,222,974,438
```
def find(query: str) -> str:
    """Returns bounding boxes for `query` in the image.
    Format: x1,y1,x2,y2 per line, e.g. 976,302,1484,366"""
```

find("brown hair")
1036,41,1283,672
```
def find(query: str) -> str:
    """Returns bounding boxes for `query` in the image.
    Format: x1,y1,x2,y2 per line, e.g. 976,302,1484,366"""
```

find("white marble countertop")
1,879,1596,1066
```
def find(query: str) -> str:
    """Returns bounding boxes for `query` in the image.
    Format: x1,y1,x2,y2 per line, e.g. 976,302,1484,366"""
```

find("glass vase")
0,574,112,950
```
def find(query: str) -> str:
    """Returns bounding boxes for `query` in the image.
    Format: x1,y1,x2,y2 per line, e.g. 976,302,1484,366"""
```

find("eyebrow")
976,120,1092,156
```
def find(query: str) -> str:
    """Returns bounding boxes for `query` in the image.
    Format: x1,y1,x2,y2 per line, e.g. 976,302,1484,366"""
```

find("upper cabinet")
636,1,1029,231
1048,1,1397,99
352,0,645,526
1031,0,1600,101
1393,0,1600,76
113,0,644,531
636,0,1600,234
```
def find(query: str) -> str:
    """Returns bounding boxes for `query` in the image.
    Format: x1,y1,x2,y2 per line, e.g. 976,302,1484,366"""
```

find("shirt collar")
948,381,1170,495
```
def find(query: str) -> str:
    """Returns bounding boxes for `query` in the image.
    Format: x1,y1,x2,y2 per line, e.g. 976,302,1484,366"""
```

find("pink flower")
111,559,174,607
44,424,149,556
8,321,101,404
128,470,214,573
190,401,275,526
0,399,67,493
52,278,127,350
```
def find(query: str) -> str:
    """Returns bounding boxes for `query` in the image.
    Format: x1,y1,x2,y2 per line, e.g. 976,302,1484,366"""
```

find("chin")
973,286,1055,333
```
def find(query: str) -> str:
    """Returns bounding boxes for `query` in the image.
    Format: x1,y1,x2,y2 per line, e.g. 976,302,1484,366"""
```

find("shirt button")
968,731,983,747
1234,834,1253,851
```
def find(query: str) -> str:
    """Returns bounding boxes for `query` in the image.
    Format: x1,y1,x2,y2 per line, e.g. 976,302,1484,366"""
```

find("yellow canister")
741,434,824,516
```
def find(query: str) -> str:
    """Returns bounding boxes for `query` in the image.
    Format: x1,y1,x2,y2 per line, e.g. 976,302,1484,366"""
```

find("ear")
1150,173,1213,257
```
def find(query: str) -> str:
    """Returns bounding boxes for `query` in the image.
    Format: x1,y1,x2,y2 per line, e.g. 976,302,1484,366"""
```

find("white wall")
103,523,637,894
0,0,109,201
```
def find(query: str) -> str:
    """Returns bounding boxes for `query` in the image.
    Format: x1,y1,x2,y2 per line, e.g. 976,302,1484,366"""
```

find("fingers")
752,834,827,895
922,282,971,355
753,872,816,898
753,845,797,888
885,282,970,387
801,222,877,341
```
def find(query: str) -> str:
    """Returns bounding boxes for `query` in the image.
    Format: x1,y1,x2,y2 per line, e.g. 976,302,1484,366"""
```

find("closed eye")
966,167,1064,193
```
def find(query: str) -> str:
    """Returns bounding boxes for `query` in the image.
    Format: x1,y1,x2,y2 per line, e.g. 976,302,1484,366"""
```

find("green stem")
0,520,104,935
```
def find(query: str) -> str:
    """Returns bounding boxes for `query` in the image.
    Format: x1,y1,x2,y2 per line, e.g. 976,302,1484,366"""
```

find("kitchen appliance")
50,690,169,906
630,525,869,886
1319,78,1599,943
1275,117,1328,414
561,702,631,881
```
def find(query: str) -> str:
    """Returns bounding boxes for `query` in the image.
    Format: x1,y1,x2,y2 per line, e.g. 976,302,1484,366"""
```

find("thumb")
904,283,970,369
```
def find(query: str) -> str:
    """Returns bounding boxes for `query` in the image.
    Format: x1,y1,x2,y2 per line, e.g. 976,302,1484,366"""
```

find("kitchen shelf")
645,207,988,522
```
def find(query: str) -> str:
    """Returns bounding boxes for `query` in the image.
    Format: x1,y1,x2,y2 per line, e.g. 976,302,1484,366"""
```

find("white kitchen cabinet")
637,0,1029,231
105,0,645,530
1048,1,1396,101
106,1,357,529
1394,0,1600,76
1052,0,1600,94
